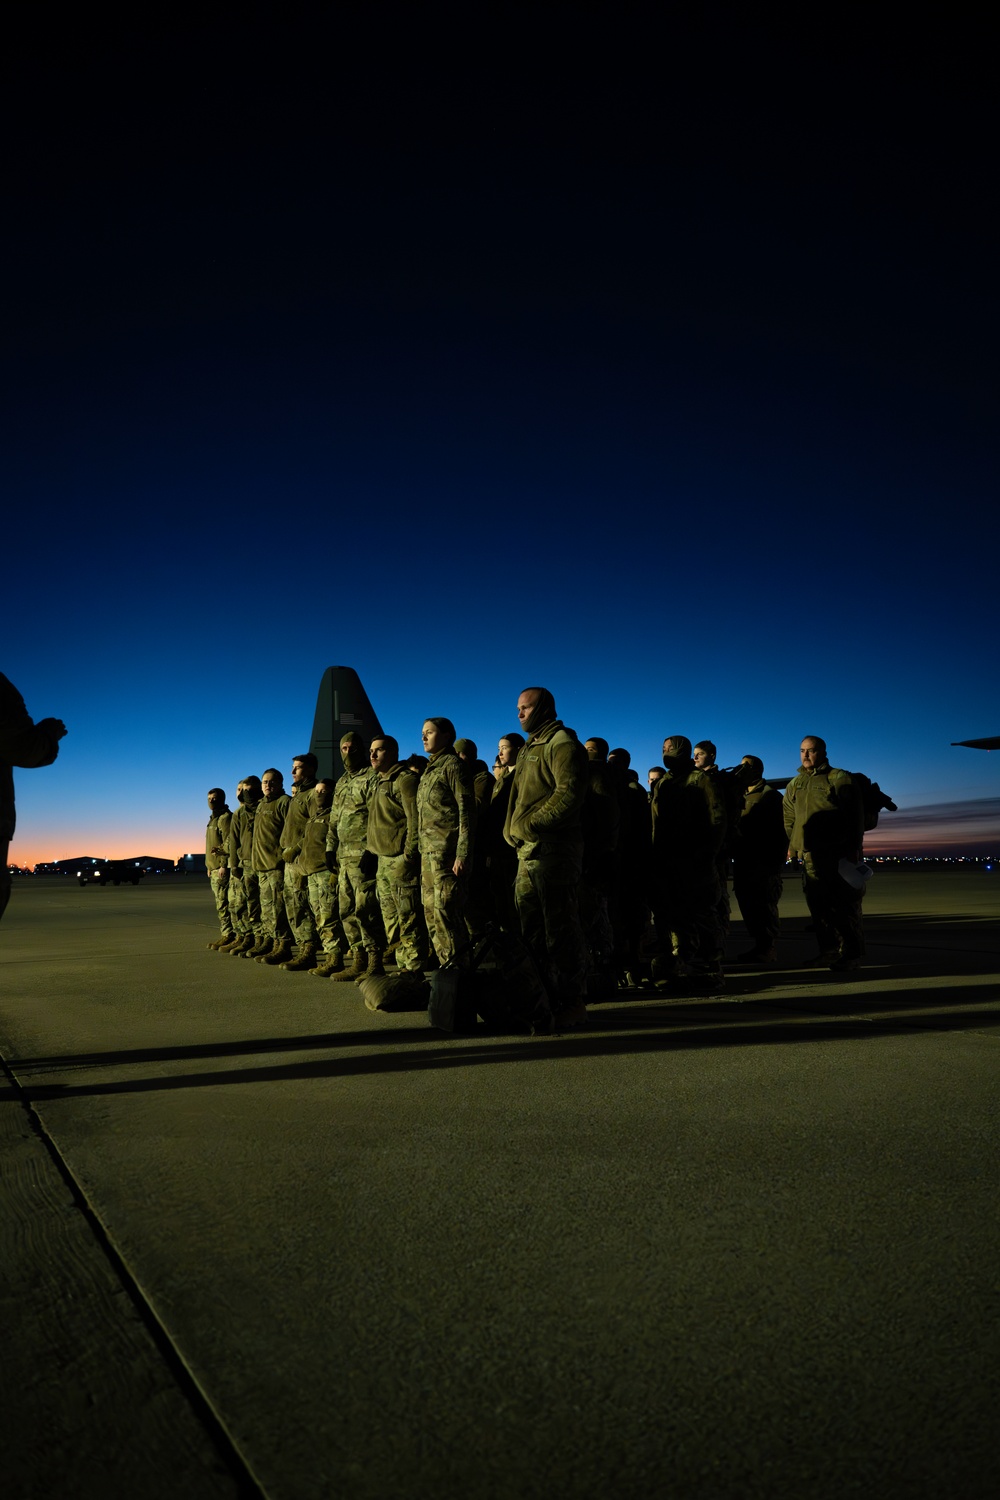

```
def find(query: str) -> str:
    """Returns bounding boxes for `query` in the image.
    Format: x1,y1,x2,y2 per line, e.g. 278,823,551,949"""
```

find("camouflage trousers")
284,867,318,946
307,869,344,956
420,857,466,968
733,869,783,949
210,868,233,938
376,854,428,971
257,868,291,942
651,858,724,975
338,847,386,956
227,870,262,937
802,855,863,960
514,844,587,1004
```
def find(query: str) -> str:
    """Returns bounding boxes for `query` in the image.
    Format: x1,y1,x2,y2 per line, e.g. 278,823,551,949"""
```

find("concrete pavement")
1,871,997,1499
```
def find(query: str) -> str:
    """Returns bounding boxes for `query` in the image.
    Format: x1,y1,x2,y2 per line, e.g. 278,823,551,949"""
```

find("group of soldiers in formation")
205,685,874,1027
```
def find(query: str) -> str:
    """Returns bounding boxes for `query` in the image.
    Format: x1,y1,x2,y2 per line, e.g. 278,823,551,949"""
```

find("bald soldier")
783,736,865,970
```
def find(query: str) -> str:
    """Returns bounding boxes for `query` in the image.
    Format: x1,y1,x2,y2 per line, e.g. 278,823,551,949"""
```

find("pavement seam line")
0,1047,272,1500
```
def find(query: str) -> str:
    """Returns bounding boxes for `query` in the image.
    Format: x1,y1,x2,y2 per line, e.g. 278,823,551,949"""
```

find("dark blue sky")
4,11,997,862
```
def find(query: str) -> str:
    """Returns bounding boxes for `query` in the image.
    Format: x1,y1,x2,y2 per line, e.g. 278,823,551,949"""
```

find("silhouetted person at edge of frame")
0,672,67,922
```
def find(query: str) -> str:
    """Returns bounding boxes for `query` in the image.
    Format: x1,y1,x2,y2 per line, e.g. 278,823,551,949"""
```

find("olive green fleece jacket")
326,766,377,859
251,792,292,872
503,718,589,852
280,781,317,872
367,764,421,860
300,803,332,876
228,797,262,872
416,748,474,865
783,765,862,859
206,808,232,872
650,766,726,864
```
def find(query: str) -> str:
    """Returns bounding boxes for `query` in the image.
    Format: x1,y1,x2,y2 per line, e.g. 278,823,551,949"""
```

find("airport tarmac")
1,871,997,1500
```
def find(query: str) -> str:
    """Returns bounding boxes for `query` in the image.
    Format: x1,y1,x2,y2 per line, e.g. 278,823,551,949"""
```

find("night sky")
4,12,997,866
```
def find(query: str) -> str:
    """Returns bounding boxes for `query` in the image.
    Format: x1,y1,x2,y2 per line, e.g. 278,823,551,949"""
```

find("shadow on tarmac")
13,980,1000,1101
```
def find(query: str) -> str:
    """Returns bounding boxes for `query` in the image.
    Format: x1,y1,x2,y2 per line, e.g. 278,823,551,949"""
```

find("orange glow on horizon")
10,824,203,870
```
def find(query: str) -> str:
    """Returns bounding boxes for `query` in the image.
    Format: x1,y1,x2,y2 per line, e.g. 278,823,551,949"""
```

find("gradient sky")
4,13,998,866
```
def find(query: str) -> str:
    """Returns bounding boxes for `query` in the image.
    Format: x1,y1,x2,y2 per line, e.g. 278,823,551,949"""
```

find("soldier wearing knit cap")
504,687,590,1027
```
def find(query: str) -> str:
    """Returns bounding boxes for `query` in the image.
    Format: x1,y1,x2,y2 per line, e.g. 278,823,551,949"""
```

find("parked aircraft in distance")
309,667,384,782
952,737,1000,750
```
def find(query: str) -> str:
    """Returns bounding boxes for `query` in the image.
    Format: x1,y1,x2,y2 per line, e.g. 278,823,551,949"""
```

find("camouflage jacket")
206,808,232,872
300,803,332,876
367,764,421,861
326,766,376,858
251,792,292,872
416,748,474,865
280,782,317,872
504,718,589,853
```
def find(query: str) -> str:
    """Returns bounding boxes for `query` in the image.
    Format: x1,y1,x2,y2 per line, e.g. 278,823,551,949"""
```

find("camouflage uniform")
280,781,319,950
206,804,234,940
0,674,63,922
300,800,344,958
251,789,292,942
367,762,428,971
783,763,864,962
580,759,620,976
227,789,263,940
326,764,385,959
503,716,590,1004
650,761,727,980
416,747,474,967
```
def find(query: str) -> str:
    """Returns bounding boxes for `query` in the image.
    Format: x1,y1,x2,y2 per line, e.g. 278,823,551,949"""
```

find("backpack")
851,772,898,832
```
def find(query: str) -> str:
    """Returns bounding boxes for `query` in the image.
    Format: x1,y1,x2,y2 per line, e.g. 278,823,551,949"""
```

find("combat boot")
280,943,319,972
362,950,385,980
245,936,273,959
207,935,234,950
218,934,244,952
261,938,293,965
311,952,346,978
230,934,256,956
330,949,367,982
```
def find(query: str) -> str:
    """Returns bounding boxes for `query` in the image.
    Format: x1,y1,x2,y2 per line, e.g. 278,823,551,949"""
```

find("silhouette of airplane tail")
309,667,385,782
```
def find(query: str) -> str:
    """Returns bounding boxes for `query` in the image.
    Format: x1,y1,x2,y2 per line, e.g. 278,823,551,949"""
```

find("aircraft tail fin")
310,667,384,782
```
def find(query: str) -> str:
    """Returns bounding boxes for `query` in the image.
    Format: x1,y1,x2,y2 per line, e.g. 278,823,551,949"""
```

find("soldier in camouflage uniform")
503,688,590,1026
367,735,429,973
247,768,292,960
783,736,865,970
277,752,320,970
205,788,234,949
416,717,475,968
325,731,386,980
650,735,728,994
223,775,263,955
294,779,346,976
